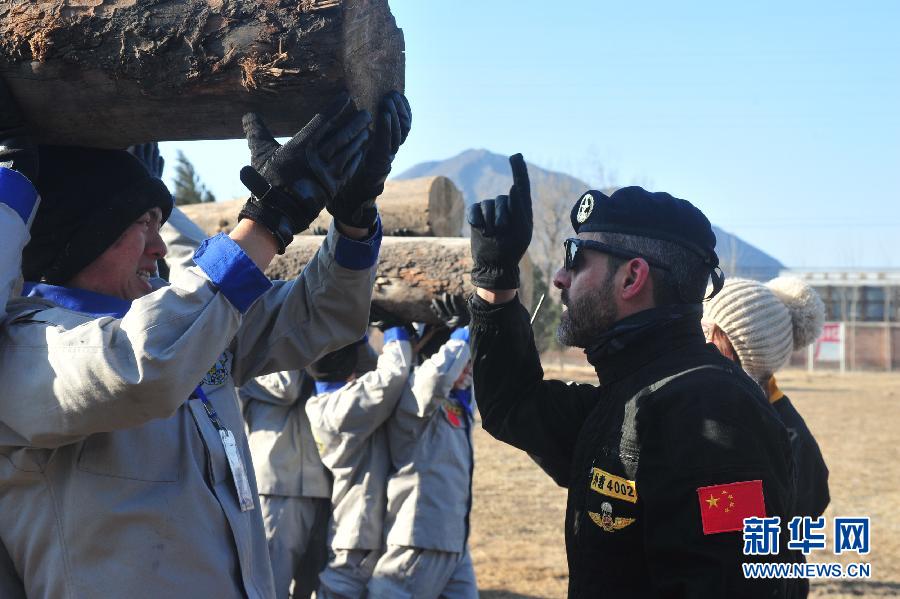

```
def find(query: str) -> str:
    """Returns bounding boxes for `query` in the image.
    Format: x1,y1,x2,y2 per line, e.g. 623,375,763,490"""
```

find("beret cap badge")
576,193,595,223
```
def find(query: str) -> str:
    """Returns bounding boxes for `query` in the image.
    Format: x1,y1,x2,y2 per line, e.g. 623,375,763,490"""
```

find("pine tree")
172,151,215,205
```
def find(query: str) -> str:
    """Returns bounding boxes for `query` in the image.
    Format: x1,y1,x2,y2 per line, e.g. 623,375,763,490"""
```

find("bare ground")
469,368,900,598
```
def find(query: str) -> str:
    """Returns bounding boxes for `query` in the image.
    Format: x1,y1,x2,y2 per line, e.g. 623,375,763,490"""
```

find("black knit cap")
23,146,174,284
570,186,719,269
307,340,365,383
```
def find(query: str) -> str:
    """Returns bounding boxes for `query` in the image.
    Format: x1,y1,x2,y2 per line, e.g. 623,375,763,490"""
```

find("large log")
0,0,404,147
179,176,465,237
266,236,534,324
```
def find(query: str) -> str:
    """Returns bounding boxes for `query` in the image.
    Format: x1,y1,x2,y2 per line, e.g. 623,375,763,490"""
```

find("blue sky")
161,0,900,269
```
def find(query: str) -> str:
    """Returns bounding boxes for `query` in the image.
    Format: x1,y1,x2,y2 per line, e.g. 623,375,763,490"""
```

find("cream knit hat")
703,277,825,381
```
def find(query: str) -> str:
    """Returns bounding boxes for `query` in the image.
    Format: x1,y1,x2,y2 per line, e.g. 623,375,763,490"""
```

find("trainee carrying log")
179,176,465,238
265,236,534,324
0,0,404,147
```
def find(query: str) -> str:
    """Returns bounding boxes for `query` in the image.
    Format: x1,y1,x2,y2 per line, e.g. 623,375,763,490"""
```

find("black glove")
467,153,532,289
369,303,415,335
239,93,371,252
126,143,165,178
0,77,37,182
430,293,470,329
330,91,411,229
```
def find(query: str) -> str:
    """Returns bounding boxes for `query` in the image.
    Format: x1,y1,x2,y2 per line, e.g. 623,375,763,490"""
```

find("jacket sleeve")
227,219,381,385
238,370,305,409
305,331,412,467
774,395,830,518
469,294,598,471
638,374,797,597
407,327,472,418
306,330,412,440
0,168,39,322
0,234,273,448
158,205,208,289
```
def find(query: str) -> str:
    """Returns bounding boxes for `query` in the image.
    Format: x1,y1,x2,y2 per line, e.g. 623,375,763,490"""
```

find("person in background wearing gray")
367,295,477,599
0,76,38,599
703,276,830,519
241,342,379,599
305,319,415,598
0,92,380,598
241,370,332,599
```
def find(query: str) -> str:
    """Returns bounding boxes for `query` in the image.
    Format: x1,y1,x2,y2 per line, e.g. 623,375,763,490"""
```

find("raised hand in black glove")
330,91,411,229
430,293,470,329
467,153,532,289
0,77,37,182
238,93,371,252
126,143,165,179
369,303,415,336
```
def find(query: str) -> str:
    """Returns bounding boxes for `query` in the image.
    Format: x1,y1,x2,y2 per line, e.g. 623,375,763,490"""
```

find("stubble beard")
556,278,619,349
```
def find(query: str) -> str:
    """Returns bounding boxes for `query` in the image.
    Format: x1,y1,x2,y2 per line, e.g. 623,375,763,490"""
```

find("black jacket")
470,297,802,598
769,381,830,519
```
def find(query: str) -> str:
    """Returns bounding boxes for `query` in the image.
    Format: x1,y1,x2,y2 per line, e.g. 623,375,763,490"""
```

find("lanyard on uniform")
191,386,255,512
192,386,225,430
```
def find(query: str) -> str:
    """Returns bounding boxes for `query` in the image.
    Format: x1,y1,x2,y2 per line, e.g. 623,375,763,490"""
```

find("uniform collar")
584,304,706,384
24,282,131,318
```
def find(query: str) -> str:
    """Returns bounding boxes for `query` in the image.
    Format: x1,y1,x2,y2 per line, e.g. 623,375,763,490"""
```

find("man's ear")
620,258,652,301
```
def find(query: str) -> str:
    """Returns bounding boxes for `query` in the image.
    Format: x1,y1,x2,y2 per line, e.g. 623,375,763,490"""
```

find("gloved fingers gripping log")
330,90,413,229
430,292,471,329
126,143,165,179
467,153,533,290
237,92,372,253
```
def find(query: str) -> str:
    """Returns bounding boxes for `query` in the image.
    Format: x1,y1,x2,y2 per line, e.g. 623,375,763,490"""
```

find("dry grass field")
469,368,900,598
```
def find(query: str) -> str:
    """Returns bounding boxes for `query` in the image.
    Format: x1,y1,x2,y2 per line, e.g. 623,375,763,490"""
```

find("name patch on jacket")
590,467,638,504
697,479,766,535
201,351,232,387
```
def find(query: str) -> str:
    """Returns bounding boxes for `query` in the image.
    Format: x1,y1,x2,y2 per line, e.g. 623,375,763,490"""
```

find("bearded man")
467,155,802,598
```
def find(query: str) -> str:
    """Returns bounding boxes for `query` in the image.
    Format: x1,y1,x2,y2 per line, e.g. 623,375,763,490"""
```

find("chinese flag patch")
697,480,766,535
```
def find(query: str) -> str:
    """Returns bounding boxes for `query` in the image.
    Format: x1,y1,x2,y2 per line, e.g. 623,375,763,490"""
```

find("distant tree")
172,151,215,205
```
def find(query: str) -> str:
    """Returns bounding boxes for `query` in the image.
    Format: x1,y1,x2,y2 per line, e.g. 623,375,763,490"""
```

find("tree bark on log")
0,0,404,147
266,236,534,324
179,176,465,237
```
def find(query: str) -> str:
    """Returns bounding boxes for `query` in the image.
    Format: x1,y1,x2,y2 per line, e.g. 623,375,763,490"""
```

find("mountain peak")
395,149,783,280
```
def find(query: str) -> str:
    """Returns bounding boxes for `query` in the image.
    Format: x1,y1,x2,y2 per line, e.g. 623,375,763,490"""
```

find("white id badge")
219,429,255,512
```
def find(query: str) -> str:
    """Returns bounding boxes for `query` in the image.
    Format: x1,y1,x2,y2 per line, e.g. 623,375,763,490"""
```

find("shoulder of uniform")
642,362,769,425
3,296,60,323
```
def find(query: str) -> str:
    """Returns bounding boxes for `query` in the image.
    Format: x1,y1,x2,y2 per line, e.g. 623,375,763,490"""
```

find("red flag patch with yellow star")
696,480,766,535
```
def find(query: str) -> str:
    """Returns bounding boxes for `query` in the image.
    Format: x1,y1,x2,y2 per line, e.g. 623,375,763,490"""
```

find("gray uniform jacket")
162,209,333,500
383,328,473,553
306,329,413,551
0,167,38,321
241,371,331,498
0,167,35,599
0,222,381,599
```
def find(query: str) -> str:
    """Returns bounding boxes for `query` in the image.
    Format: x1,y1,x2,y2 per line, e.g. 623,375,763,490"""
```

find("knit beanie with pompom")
703,277,825,382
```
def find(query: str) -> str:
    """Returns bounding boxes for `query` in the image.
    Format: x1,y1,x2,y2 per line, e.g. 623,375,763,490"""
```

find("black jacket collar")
584,304,707,385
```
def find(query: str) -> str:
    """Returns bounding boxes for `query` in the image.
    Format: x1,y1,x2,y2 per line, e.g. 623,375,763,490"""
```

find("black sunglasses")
563,238,671,272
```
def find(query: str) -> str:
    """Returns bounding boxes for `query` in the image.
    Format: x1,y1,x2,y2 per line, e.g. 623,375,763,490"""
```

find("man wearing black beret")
467,155,802,597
